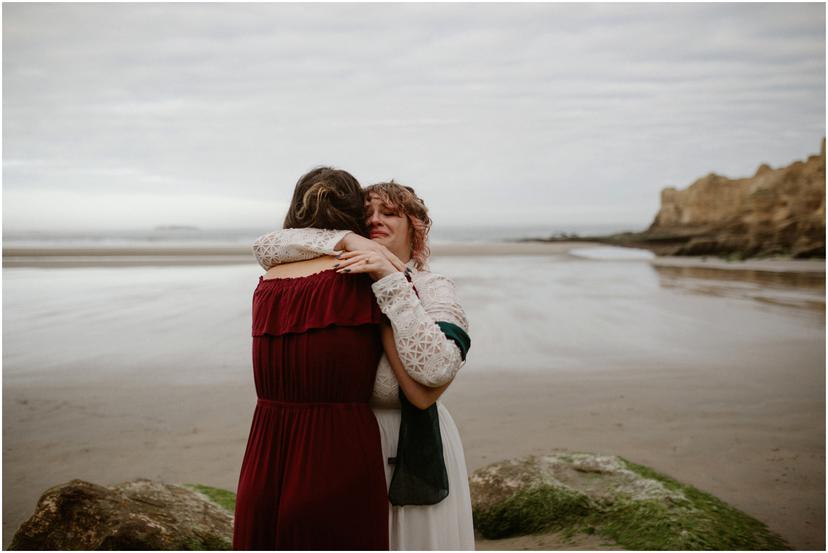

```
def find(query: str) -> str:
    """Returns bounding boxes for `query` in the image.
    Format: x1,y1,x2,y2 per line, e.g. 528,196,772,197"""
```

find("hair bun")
283,167,366,235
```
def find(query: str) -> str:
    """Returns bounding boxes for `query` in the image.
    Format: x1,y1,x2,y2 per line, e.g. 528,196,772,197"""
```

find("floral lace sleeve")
371,271,469,388
252,228,351,270
371,355,401,408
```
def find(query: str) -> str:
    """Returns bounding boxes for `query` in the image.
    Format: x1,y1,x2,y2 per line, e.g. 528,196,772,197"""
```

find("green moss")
180,535,231,550
473,484,593,539
610,457,790,550
179,484,235,550
181,484,236,514
180,535,232,550
474,458,791,550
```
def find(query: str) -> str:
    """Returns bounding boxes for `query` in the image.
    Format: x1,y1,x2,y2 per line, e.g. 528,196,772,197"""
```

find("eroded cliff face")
644,139,825,258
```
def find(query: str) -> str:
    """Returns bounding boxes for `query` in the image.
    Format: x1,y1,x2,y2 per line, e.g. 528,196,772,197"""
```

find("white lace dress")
253,228,475,550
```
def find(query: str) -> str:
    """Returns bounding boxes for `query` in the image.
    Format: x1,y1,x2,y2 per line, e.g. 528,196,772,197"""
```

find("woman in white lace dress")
252,181,475,550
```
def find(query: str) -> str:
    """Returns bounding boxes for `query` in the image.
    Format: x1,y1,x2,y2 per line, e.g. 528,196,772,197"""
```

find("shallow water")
2,255,823,387
429,255,824,373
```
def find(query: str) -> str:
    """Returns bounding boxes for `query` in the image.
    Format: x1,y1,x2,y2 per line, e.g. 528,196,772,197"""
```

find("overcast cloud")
3,3,825,231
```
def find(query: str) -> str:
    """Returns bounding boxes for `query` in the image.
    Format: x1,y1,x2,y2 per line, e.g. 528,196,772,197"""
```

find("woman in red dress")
232,167,390,550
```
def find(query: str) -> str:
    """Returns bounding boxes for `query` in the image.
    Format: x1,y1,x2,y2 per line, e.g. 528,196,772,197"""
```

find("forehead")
365,193,393,207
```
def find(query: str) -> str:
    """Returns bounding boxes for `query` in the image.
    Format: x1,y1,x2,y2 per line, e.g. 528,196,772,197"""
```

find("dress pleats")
233,270,389,550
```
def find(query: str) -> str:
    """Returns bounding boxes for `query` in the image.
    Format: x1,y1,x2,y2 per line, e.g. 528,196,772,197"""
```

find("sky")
2,2,825,232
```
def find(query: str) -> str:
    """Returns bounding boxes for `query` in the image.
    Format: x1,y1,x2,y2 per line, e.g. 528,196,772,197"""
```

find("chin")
370,235,391,245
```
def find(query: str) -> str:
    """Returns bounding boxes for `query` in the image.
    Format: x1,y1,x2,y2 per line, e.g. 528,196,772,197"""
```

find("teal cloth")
436,321,470,361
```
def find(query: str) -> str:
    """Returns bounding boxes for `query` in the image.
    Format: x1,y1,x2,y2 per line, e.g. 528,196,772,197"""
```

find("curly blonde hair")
364,181,432,270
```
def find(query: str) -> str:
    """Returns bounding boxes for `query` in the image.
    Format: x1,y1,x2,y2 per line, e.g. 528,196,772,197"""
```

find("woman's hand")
376,247,407,273
337,232,379,253
335,250,400,281
337,233,407,273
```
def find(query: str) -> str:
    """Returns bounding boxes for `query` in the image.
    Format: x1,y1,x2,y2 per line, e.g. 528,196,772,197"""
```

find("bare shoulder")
264,255,338,279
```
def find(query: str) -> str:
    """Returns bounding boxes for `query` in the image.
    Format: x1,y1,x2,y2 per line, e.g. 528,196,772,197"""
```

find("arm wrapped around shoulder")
371,271,470,387
252,228,351,270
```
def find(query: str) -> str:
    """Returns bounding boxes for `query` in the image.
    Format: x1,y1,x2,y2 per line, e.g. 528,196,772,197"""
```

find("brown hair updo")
283,167,366,236
363,181,432,270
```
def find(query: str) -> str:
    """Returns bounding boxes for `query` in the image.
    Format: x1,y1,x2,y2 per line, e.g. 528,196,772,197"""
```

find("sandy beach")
1,241,614,267
3,242,825,549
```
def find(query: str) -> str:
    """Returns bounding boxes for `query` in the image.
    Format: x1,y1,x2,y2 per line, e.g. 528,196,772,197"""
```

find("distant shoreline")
3,241,825,273
1,241,600,267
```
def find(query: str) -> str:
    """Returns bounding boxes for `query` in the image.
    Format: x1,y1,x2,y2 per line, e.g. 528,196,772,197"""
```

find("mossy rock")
470,453,790,550
181,483,237,514
10,479,235,550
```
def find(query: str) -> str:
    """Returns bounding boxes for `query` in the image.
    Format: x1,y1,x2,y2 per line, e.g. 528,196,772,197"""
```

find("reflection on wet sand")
652,264,825,310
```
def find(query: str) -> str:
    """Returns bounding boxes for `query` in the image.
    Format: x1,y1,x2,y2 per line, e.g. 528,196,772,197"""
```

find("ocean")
2,247,823,386
2,223,640,249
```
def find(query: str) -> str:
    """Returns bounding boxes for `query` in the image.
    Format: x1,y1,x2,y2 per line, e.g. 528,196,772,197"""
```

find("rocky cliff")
641,139,825,258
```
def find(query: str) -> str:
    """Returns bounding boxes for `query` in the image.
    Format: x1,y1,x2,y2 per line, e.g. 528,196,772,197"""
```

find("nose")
367,211,382,226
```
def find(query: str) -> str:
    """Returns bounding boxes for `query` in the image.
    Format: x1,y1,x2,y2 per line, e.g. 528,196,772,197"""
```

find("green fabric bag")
387,321,470,506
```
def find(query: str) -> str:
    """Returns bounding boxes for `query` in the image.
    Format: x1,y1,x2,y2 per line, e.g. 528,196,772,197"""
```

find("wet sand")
3,245,825,549
651,254,825,274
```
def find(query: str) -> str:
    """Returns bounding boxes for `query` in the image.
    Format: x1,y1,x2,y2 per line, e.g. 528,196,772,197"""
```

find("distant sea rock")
154,225,200,231
9,479,233,550
633,139,825,259
470,452,790,550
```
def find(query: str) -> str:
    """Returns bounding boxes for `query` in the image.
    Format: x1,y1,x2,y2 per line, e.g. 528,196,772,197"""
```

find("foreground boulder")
9,479,233,550
470,453,790,550
12,459,792,551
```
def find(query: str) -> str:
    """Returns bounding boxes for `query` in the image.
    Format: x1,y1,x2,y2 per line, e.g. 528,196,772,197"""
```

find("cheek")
392,220,408,240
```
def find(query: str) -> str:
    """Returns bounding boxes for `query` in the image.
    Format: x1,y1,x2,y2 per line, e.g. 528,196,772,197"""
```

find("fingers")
337,257,385,275
338,248,404,272
336,250,370,260
335,251,382,273
336,259,371,274
334,250,396,277
335,252,372,269
376,247,405,271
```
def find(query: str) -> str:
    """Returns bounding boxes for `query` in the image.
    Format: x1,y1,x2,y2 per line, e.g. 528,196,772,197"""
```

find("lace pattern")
411,271,470,331
250,228,469,407
371,272,467,389
370,355,402,408
252,228,349,270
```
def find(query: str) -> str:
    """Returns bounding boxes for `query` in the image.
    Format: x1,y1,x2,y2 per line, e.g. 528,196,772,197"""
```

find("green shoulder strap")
436,321,471,361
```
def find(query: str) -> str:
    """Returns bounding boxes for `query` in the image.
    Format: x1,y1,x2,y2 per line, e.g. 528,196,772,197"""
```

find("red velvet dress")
233,270,389,550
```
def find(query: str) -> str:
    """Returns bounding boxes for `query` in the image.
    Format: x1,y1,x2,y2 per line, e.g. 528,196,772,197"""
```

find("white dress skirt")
374,403,476,550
